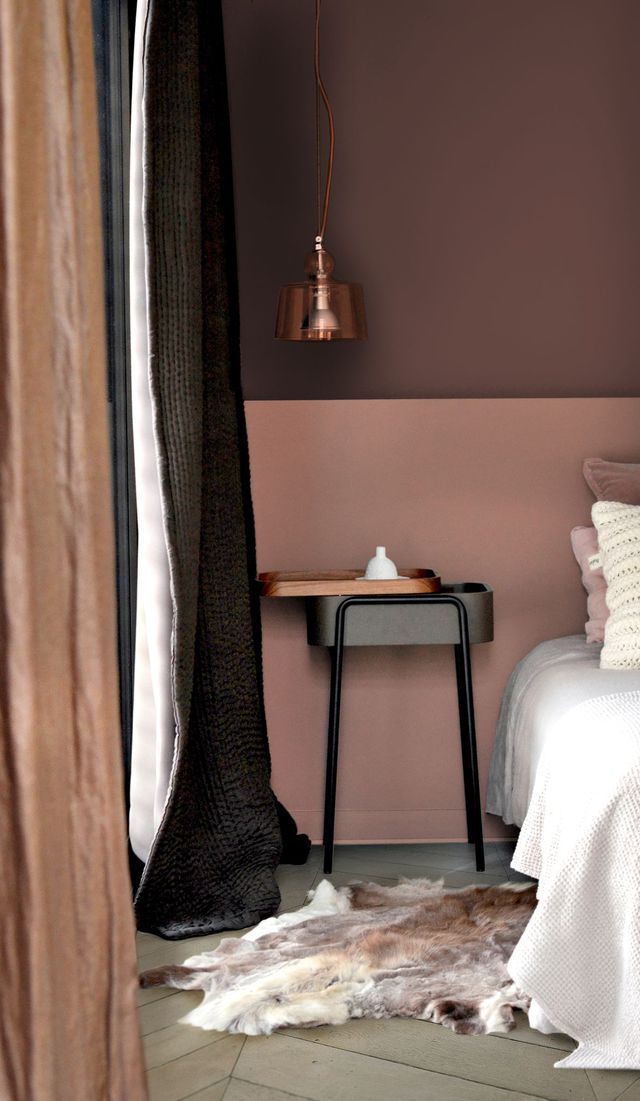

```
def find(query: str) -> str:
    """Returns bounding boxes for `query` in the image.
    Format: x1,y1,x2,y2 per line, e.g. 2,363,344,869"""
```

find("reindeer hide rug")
140,878,537,1036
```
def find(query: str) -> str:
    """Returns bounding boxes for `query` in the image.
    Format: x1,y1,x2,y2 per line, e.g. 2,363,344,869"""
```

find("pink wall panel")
246,398,640,843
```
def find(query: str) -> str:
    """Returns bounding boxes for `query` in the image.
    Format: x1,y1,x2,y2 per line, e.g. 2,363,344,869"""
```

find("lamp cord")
315,0,335,245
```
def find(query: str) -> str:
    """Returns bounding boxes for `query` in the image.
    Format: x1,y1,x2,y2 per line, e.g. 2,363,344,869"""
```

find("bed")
487,634,640,1068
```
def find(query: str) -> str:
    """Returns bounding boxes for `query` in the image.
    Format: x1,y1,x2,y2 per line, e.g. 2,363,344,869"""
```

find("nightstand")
304,584,494,874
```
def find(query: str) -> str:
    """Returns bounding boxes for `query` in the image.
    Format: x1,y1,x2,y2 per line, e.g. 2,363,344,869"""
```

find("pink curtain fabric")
0,1,147,1097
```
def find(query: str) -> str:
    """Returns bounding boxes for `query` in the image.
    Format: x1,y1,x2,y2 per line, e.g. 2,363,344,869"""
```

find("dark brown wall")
222,0,640,399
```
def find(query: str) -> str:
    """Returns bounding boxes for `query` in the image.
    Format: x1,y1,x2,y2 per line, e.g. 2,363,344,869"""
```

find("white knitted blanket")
508,691,640,1068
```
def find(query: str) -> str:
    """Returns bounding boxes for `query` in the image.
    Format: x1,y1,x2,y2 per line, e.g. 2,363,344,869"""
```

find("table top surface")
257,569,441,598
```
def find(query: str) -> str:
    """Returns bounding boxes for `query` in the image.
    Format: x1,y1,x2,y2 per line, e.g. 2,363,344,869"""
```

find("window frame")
92,0,137,806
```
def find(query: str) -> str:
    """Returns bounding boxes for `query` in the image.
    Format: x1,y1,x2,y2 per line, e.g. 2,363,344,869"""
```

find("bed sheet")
486,635,640,826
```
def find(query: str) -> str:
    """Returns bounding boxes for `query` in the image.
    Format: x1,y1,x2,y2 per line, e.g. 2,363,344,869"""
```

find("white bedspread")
508,691,640,1068
486,635,640,827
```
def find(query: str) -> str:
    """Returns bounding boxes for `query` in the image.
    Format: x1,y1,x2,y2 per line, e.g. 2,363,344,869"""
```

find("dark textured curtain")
134,0,307,939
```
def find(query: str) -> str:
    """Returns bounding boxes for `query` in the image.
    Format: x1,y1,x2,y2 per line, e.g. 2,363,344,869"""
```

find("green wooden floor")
136,844,640,1101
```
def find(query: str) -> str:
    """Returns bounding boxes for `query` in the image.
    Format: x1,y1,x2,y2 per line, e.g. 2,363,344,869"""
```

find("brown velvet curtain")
0,2,147,1098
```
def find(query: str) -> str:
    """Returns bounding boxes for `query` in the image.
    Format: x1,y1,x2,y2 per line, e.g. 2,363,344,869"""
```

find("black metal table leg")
322,612,346,874
455,643,476,844
453,610,485,872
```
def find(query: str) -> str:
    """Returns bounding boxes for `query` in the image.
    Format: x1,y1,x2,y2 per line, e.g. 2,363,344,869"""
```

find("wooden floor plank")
274,887,315,914
285,1017,592,1101
175,1080,229,1101
310,870,398,891
314,858,510,888
225,1079,314,1101
144,1021,228,1071
586,1070,640,1101
138,930,246,971
146,1035,243,1101
608,1081,640,1101
507,869,538,883
137,933,170,961
331,842,508,875
139,990,203,1037
234,1034,557,1101
275,862,320,892
138,932,162,952
138,985,180,1007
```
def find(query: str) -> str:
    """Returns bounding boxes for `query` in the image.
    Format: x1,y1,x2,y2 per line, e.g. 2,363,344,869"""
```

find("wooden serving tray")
258,569,441,598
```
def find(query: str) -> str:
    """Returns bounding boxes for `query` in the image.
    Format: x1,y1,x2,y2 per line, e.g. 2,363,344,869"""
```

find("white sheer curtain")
129,0,176,863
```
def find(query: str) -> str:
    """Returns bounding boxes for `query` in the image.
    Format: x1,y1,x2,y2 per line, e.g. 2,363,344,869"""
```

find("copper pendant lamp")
275,0,367,341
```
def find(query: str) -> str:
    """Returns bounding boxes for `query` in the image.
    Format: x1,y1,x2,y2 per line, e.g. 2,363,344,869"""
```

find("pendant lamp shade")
275,245,367,341
275,1,367,342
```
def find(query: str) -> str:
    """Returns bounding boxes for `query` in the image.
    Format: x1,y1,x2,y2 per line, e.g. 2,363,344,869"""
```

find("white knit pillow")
592,501,640,669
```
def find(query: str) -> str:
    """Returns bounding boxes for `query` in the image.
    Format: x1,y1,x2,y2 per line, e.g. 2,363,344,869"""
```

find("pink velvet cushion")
570,525,608,644
583,457,640,504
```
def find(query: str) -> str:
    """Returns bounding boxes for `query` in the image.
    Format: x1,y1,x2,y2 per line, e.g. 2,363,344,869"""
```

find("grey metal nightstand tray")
306,582,493,647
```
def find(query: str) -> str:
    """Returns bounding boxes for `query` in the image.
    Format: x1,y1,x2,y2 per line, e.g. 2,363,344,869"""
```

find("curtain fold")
132,0,308,939
0,1,147,1097
129,0,176,865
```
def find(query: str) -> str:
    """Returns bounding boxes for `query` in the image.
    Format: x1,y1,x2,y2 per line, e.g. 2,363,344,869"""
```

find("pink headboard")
246,398,640,843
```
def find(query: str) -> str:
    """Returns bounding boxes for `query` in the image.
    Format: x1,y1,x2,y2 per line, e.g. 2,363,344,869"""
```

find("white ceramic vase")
363,546,399,580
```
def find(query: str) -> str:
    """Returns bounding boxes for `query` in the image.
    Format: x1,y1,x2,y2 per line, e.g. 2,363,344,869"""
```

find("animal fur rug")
140,878,537,1036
